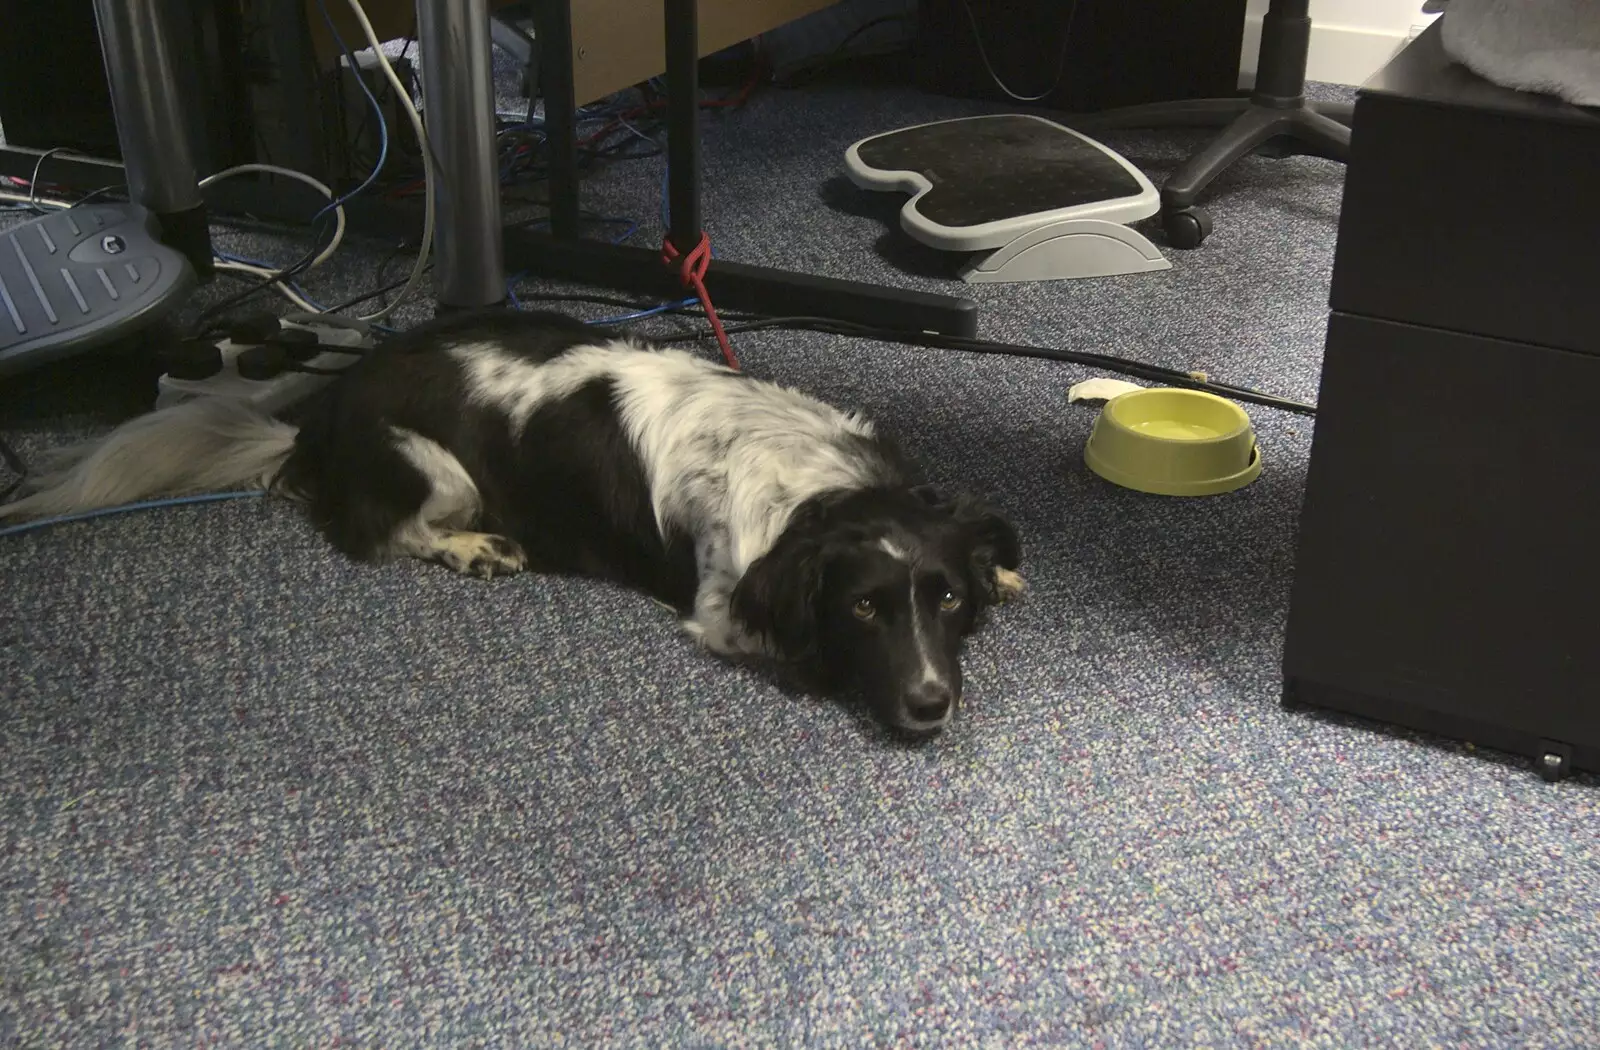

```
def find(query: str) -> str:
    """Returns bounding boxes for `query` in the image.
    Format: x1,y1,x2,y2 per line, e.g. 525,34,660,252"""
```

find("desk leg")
23,0,980,336
663,0,702,252
506,0,979,336
90,0,211,277
417,0,506,310
535,0,581,239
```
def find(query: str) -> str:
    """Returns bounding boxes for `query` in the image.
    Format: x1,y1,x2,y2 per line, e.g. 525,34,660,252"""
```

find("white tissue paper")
1439,0,1600,106
1067,378,1145,405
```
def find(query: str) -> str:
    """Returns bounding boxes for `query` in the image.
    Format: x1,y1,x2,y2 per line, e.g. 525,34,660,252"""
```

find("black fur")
273,308,1021,733
279,311,700,608
732,485,1021,733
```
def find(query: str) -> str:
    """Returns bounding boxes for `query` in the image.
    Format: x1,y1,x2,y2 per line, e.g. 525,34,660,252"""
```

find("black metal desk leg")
90,0,212,276
417,0,506,309
664,0,702,252
503,0,981,336
535,0,580,239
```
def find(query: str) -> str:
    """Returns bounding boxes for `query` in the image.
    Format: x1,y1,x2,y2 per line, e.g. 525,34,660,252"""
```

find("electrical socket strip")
155,321,373,414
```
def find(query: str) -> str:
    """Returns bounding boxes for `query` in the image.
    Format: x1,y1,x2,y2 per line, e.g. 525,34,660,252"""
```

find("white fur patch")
0,398,295,523
452,340,631,433
910,580,947,690
442,339,897,655
387,427,482,556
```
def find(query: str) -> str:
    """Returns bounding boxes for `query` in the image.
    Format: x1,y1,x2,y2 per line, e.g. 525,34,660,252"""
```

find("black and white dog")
1,310,1023,733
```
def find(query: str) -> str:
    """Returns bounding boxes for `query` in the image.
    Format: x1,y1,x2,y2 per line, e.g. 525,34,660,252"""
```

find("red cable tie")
662,231,739,370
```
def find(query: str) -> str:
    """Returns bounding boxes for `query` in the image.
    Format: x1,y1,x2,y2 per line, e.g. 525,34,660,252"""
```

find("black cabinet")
915,0,1248,111
1282,27,1600,780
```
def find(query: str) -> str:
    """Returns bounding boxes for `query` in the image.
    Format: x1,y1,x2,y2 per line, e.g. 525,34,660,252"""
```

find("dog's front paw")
429,531,528,580
993,567,1027,604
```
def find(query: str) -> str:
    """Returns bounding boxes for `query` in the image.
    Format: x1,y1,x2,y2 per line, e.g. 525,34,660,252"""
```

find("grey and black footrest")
0,203,198,379
845,115,1171,284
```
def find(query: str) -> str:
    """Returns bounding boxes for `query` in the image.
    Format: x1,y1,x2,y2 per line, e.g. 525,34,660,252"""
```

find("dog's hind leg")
295,422,526,579
384,429,527,580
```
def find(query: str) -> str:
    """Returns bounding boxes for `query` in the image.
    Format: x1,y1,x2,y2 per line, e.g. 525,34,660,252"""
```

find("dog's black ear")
917,487,1021,574
937,495,1021,607
954,497,1021,573
730,527,834,661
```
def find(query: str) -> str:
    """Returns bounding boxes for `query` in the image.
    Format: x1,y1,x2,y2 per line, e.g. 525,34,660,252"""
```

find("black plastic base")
503,228,980,336
1284,680,1593,784
154,202,215,280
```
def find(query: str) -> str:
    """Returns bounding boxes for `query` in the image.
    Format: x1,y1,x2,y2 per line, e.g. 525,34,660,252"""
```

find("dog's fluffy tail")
0,398,298,523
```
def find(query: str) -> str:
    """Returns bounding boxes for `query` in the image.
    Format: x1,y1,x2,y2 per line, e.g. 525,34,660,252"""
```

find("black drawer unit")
1327,30,1600,358
1282,26,1600,781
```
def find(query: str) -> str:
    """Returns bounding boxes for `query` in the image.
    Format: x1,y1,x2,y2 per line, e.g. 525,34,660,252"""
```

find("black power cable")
187,222,335,339
323,264,429,315
322,282,1312,414
267,284,1316,416
656,315,1318,416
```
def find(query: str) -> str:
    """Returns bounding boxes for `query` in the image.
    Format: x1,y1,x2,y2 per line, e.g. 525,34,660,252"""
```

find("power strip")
155,319,373,414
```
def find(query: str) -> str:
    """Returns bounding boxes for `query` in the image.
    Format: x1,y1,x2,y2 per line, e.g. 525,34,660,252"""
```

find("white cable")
212,260,325,313
6,184,321,312
957,0,1081,104
10,182,327,317
0,188,70,210
342,0,434,323
13,5,432,326
197,163,347,269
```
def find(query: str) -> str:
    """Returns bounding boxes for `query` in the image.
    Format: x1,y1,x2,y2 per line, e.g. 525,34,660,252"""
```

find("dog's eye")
939,591,962,612
852,598,877,621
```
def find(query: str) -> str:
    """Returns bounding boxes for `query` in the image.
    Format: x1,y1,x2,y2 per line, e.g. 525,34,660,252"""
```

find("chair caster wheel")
1163,207,1212,249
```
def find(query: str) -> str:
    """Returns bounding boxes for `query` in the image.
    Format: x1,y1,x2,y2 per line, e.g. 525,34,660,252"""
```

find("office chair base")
1162,208,1215,251
1163,102,1352,247
1064,0,1362,247
1074,98,1353,249
1073,96,1354,134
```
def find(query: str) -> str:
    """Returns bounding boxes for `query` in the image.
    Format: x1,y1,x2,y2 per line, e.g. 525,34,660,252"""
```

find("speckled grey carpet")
3,67,1599,1049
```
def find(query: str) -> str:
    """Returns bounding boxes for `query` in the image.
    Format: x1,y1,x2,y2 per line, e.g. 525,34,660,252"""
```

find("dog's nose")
904,682,954,726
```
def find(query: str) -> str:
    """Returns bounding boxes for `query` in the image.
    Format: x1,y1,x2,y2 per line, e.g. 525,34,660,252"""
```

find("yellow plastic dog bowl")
1084,388,1262,496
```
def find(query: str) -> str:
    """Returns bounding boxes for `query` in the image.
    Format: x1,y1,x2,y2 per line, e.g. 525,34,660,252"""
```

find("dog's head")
730,485,1021,735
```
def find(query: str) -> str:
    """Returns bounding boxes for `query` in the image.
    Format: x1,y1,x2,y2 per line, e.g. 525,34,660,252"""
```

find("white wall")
770,0,1439,92
1239,0,1441,87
